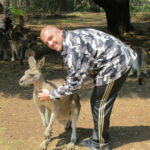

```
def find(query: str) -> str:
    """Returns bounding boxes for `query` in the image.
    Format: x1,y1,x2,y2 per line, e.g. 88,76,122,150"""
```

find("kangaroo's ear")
28,56,36,68
37,57,45,70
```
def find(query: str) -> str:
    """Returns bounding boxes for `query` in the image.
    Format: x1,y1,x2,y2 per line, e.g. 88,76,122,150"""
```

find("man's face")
41,29,63,52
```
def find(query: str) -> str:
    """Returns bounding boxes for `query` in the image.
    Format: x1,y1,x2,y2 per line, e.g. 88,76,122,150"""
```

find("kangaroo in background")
128,46,148,85
19,56,81,150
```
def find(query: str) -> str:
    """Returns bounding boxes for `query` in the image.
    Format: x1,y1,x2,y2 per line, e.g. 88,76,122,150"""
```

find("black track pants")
90,71,129,148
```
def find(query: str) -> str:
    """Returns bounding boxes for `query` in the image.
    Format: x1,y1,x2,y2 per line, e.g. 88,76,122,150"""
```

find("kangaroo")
128,46,148,85
19,56,81,150
8,40,21,61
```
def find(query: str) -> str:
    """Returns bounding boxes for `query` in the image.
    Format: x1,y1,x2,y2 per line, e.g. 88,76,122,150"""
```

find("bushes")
130,0,150,13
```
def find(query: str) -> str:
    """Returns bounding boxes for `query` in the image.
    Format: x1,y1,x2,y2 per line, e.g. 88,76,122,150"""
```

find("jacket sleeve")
49,46,91,100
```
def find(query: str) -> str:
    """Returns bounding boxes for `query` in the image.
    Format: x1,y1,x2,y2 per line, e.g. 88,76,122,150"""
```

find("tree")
93,0,134,36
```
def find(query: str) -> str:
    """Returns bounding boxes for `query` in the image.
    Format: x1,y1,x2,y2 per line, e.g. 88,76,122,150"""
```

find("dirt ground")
0,12,150,150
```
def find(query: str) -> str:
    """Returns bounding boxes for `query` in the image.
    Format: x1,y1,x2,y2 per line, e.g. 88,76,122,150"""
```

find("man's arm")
49,49,91,100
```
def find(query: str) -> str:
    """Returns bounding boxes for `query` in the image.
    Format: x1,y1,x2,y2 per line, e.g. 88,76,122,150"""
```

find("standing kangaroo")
128,46,148,85
19,56,81,150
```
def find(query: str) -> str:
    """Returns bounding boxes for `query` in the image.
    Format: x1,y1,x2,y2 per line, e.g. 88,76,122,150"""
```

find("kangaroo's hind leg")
66,95,81,150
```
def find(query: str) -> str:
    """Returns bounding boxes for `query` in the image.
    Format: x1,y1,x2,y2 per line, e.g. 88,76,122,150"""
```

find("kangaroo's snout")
19,79,23,85
19,79,26,86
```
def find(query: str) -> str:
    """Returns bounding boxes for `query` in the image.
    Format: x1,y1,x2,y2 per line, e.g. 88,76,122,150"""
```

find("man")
38,25,136,150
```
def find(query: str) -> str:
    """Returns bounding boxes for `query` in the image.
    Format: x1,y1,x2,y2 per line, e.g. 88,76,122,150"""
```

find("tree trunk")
93,0,134,36
19,15,24,27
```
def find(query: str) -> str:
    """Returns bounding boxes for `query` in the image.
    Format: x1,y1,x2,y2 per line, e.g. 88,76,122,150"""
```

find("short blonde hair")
40,25,59,40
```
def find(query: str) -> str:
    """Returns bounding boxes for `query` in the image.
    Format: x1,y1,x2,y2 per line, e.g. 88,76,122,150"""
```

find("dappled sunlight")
25,12,107,31
0,57,150,100
0,11,150,150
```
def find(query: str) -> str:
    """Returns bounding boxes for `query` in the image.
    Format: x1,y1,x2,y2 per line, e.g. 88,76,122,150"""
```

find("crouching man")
38,25,137,150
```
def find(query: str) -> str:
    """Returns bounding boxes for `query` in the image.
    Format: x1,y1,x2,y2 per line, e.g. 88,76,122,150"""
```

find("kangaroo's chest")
33,91,73,120
33,91,53,110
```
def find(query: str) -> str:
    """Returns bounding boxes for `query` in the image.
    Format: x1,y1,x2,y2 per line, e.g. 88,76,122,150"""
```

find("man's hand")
38,89,51,101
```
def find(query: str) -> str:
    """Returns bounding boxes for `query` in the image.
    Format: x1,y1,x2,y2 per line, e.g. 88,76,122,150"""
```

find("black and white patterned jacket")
49,28,137,100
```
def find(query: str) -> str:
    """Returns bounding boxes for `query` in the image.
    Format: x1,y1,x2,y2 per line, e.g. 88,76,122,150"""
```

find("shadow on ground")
50,126,150,149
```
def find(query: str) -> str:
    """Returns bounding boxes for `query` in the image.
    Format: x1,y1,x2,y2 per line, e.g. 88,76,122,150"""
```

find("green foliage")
74,0,101,12
130,0,150,13
5,0,150,15
90,6,103,12
10,8,25,16
26,0,101,13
